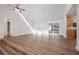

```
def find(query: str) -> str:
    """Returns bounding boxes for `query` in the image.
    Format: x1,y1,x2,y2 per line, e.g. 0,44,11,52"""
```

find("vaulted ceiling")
0,4,76,22
67,4,77,17
20,4,67,22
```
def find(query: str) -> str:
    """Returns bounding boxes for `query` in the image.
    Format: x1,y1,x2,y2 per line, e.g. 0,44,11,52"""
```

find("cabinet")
67,30,76,40
67,16,76,40
67,16,73,26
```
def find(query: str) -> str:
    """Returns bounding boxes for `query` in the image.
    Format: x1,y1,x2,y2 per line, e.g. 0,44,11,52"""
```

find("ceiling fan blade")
20,9,25,11
15,4,20,9
8,4,25,12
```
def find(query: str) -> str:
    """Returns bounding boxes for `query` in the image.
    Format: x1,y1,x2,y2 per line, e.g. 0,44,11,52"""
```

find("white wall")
0,21,4,39
61,16,67,38
21,4,67,37
0,4,71,38
33,20,63,35
76,17,79,51
76,4,79,51
9,10,32,36
0,5,32,38
0,6,9,39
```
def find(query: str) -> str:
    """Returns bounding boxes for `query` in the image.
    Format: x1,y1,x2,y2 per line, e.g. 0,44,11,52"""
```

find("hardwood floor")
0,34,79,55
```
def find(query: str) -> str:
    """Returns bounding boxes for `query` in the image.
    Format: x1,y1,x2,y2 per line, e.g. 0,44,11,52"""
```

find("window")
49,23,59,34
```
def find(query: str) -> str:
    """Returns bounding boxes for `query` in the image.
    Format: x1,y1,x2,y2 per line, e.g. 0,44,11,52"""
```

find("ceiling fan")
15,4,25,12
8,4,25,12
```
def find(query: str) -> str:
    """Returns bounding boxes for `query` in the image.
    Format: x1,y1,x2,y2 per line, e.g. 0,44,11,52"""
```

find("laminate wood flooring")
0,34,79,55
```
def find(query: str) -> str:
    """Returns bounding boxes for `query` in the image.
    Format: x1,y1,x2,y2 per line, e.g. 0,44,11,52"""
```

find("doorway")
4,17,11,37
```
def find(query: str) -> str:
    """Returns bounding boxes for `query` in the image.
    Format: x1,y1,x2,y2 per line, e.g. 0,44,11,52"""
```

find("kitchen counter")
67,27,77,30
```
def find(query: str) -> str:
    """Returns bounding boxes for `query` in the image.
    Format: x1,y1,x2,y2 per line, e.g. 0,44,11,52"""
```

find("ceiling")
0,4,76,22
20,4,67,22
67,4,77,17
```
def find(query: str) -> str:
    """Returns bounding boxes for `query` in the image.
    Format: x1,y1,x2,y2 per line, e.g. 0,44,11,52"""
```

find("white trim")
12,32,32,37
76,46,79,52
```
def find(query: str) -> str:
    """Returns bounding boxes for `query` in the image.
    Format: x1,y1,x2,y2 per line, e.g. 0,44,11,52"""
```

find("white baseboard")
12,32,32,37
